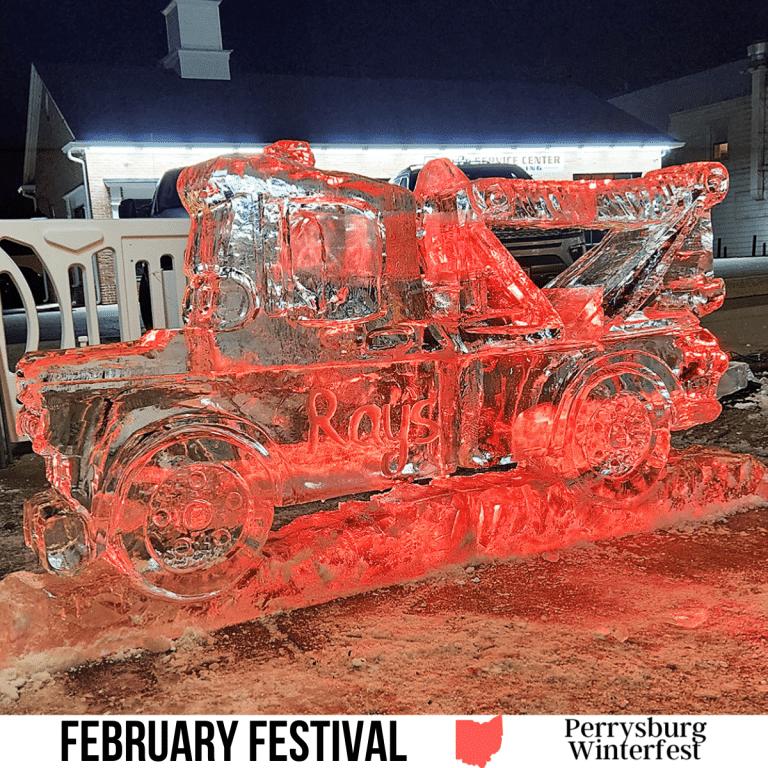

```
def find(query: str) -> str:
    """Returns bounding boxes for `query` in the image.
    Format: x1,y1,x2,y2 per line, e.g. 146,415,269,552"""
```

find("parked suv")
118,167,187,220
150,168,187,218
391,162,587,286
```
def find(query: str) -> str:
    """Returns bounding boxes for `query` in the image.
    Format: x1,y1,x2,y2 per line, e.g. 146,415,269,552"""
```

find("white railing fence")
0,219,190,445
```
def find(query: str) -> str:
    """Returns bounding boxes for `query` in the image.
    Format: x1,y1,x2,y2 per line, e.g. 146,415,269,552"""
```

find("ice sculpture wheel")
16,140,730,600
559,363,672,501
110,421,275,598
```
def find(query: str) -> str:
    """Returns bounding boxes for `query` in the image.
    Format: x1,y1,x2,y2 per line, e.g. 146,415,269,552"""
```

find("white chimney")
161,0,231,80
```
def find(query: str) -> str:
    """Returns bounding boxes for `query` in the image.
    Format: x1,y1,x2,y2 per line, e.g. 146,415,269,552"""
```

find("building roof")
34,63,675,148
609,59,751,133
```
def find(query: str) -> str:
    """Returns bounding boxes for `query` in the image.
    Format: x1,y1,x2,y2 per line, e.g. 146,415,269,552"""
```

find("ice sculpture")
16,140,730,601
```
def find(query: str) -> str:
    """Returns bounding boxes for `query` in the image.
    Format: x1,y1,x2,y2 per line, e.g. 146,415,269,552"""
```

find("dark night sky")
0,0,765,216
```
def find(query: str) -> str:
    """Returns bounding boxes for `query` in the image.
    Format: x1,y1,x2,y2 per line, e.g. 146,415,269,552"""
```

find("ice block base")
1,446,767,672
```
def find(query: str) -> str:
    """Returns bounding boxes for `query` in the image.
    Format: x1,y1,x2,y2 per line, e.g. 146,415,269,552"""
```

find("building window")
63,185,87,219
713,142,729,161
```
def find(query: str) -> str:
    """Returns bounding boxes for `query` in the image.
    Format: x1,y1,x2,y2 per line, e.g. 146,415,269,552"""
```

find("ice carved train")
16,140,730,600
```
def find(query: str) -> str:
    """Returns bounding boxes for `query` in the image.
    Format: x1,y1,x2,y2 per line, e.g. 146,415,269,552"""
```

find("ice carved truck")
16,140,729,600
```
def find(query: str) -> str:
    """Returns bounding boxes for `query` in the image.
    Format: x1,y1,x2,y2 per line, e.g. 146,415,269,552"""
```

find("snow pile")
732,376,768,412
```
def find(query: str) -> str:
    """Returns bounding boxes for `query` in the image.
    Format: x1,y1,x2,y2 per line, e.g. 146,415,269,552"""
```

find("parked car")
118,168,186,220
391,162,587,286
150,168,187,218
390,161,533,189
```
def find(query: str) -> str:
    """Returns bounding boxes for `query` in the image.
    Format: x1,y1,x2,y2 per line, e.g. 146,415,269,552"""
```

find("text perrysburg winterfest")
565,717,707,761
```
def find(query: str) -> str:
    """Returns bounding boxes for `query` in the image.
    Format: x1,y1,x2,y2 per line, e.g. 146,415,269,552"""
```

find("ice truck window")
286,201,383,323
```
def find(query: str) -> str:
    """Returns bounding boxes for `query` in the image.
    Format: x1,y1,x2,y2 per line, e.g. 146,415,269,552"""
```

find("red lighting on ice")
16,140,739,603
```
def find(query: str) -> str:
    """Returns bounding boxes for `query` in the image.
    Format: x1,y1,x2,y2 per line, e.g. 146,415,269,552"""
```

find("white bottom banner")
2,714,765,766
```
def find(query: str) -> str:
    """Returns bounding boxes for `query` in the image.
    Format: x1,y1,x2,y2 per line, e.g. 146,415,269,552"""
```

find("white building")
611,43,767,259
21,0,677,221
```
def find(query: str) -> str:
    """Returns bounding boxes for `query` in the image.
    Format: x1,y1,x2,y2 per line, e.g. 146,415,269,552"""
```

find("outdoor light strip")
65,142,679,156
313,145,679,154
65,143,266,155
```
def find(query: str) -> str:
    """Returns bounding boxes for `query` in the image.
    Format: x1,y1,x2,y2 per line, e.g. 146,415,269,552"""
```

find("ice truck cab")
17,140,729,599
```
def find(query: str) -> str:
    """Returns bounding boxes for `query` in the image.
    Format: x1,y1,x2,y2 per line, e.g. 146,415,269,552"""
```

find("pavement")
703,258,768,365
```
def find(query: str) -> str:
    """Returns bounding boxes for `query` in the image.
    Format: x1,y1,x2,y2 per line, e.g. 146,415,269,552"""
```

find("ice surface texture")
16,140,731,601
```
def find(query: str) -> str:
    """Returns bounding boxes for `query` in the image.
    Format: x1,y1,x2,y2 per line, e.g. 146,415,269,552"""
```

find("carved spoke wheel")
565,367,671,503
111,428,274,600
